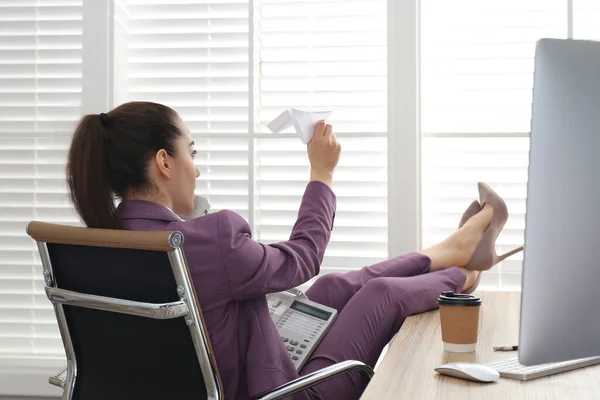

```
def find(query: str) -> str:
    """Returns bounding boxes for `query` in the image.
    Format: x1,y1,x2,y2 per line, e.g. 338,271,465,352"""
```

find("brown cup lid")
437,291,481,306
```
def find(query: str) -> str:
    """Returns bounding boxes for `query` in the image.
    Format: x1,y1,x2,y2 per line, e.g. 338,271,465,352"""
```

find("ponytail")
67,114,121,229
66,101,182,229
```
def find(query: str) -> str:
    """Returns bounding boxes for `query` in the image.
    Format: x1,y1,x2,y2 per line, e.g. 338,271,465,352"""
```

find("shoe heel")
495,245,524,263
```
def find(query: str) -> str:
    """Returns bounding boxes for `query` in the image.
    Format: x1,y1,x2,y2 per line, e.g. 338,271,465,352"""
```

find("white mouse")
435,362,500,383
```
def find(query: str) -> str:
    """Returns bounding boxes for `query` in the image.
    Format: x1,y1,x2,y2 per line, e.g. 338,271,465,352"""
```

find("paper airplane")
267,108,333,144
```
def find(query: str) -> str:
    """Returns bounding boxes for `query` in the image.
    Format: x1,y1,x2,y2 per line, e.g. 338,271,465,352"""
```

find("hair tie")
99,112,110,126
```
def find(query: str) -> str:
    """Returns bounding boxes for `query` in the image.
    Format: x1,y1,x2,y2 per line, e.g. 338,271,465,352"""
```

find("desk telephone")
267,290,338,371
49,290,338,385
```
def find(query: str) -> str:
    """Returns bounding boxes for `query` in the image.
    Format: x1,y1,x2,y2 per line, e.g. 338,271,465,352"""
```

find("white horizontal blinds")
0,1,82,137
255,0,387,274
574,0,600,39
0,139,72,363
421,137,530,289
420,0,567,289
421,0,567,134
193,138,249,219
0,1,82,367
256,138,387,274
256,0,387,133
122,0,250,218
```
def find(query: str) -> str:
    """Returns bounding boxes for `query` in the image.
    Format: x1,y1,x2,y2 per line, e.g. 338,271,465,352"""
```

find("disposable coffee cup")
437,291,481,353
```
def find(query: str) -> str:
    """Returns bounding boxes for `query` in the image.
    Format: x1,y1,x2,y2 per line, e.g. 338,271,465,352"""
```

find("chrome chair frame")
30,223,374,400
35,230,222,400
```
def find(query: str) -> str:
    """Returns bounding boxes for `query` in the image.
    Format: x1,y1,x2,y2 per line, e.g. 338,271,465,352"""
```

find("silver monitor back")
520,38,600,366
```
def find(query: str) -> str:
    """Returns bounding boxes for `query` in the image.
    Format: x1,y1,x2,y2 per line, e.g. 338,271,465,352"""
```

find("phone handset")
177,195,210,220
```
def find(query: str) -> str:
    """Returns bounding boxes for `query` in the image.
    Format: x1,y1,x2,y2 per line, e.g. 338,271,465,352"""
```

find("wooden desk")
360,291,600,400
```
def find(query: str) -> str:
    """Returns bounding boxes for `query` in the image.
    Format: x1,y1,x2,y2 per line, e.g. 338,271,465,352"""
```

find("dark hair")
67,101,182,229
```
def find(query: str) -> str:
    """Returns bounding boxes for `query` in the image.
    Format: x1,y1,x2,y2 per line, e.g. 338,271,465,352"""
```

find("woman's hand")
307,120,341,187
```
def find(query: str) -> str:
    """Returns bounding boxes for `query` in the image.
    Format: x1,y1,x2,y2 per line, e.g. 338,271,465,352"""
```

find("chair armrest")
49,366,68,388
257,360,374,400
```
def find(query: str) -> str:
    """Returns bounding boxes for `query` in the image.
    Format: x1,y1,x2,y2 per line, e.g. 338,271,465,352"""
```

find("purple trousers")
298,253,466,400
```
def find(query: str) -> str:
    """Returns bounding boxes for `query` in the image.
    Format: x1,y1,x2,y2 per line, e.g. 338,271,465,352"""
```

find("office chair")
26,221,374,400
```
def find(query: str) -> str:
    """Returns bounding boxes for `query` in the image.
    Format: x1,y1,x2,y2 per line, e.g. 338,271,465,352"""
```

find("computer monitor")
519,38,600,366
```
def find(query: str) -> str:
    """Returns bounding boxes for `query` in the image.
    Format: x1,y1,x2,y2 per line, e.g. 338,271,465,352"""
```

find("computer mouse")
435,362,500,383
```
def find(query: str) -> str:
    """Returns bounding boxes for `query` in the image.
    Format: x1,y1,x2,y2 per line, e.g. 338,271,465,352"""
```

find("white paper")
267,108,333,144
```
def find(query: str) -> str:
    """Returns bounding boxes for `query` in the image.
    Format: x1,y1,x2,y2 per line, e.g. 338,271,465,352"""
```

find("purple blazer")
117,181,336,399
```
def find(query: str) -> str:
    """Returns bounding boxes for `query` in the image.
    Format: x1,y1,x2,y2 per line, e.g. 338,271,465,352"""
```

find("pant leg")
299,267,466,400
305,252,431,312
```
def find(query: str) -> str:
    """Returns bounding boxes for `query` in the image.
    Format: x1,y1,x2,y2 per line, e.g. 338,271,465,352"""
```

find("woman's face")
168,117,200,214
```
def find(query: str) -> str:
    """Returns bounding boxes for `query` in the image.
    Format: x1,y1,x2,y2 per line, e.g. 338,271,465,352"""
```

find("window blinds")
121,0,388,276
420,0,568,289
255,0,387,274
574,0,600,39
121,0,251,220
0,1,387,384
0,0,82,370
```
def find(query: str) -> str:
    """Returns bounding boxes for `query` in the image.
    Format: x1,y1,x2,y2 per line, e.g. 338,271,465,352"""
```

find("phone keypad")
269,297,337,371
281,335,311,364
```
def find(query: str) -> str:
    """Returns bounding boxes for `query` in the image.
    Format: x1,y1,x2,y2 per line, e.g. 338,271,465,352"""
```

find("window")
0,0,387,395
420,0,580,289
117,0,388,276
0,0,82,392
254,0,387,274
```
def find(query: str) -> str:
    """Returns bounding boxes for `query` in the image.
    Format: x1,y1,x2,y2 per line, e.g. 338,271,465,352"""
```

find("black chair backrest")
27,222,221,400
50,244,206,399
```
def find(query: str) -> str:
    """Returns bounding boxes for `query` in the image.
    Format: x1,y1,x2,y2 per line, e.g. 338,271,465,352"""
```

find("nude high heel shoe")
463,182,524,271
458,200,482,294
459,200,481,228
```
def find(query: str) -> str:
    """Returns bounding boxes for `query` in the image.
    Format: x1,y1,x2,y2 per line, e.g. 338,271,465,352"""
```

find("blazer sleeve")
217,181,336,300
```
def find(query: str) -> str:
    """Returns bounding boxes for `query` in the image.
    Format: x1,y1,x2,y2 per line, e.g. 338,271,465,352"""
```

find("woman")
66,102,522,400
